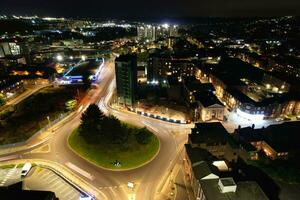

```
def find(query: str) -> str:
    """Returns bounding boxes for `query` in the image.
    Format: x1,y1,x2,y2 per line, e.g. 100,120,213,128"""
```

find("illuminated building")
195,57,292,119
147,53,195,81
60,58,104,84
235,121,300,160
183,77,224,122
137,25,156,41
115,54,137,107
0,38,27,65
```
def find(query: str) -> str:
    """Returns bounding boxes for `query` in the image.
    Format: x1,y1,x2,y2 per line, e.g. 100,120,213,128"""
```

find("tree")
135,128,152,145
79,104,104,141
0,94,5,106
65,99,77,111
102,115,128,144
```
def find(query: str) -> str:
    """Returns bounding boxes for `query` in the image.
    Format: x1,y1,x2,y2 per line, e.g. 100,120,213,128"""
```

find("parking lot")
24,166,81,200
0,165,23,187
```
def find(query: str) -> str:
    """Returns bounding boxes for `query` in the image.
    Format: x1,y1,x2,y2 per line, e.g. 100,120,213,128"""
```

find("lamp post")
46,116,50,127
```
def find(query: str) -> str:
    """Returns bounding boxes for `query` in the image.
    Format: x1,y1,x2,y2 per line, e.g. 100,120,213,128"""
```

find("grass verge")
68,128,160,170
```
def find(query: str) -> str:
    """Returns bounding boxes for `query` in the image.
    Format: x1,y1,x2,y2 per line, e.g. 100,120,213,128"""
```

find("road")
0,59,192,200
5,81,50,107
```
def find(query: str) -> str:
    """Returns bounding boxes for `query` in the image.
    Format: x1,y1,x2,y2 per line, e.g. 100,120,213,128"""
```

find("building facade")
115,54,137,107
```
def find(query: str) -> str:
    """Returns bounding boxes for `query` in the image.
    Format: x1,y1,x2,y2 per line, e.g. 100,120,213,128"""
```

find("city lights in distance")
162,23,169,29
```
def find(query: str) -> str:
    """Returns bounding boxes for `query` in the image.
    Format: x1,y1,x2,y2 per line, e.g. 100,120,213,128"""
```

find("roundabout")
68,128,160,171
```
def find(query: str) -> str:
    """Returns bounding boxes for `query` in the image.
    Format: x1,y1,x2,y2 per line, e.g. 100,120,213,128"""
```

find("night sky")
1,0,300,19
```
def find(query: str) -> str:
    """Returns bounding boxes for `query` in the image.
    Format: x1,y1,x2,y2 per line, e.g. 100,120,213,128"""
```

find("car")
80,194,95,200
275,118,283,122
21,162,32,177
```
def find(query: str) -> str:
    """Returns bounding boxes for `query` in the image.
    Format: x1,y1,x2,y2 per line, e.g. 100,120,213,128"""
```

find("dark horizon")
1,0,300,20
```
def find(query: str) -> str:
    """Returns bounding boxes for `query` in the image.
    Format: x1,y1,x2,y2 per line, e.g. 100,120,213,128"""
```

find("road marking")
0,165,18,186
60,184,70,194
65,162,95,181
51,179,62,189
0,154,19,161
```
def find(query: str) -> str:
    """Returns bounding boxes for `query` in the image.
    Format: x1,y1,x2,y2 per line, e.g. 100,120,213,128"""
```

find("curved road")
2,59,192,200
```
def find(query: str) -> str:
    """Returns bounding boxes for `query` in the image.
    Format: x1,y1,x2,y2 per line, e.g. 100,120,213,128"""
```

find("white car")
21,162,32,177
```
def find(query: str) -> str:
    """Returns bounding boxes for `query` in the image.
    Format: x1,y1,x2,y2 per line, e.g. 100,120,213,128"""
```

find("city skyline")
1,6,300,200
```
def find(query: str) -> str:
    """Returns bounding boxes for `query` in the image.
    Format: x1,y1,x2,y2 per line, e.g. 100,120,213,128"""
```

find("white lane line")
65,162,95,181
63,188,74,197
59,184,70,194
51,180,62,190
46,176,58,185
39,171,51,179
69,192,78,200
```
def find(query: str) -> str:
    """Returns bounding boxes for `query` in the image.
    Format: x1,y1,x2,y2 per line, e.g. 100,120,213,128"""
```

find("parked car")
21,162,32,177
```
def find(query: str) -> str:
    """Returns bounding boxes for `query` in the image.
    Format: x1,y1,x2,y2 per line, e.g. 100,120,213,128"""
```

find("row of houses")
195,57,300,119
184,122,269,200
184,121,300,199
234,121,300,160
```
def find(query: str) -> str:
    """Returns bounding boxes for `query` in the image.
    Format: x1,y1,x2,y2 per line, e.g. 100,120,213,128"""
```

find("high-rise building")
0,40,22,57
115,54,137,107
0,38,28,65
169,25,179,37
137,25,156,41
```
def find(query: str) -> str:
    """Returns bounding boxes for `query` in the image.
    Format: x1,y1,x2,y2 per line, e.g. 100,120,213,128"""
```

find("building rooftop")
220,177,236,187
0,181,56,200
193,161,219,180
235,126,265,143
185,144,217,164
189,122,237,148
116,54,137,62
264,121,300,152
236,121,300,153
194,90,224,108
200,179,268,200
183,76,215,93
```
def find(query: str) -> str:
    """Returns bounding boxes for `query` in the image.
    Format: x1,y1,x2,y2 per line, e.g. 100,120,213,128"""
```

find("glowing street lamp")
128,182,135,190
56,54,63,62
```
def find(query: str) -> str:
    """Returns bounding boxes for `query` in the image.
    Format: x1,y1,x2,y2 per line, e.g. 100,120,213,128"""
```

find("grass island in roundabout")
68,105,160,170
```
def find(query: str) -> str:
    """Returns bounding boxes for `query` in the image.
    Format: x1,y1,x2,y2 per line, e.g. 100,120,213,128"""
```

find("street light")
46,116,50,126
127,182,135,191
56,54,63,62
